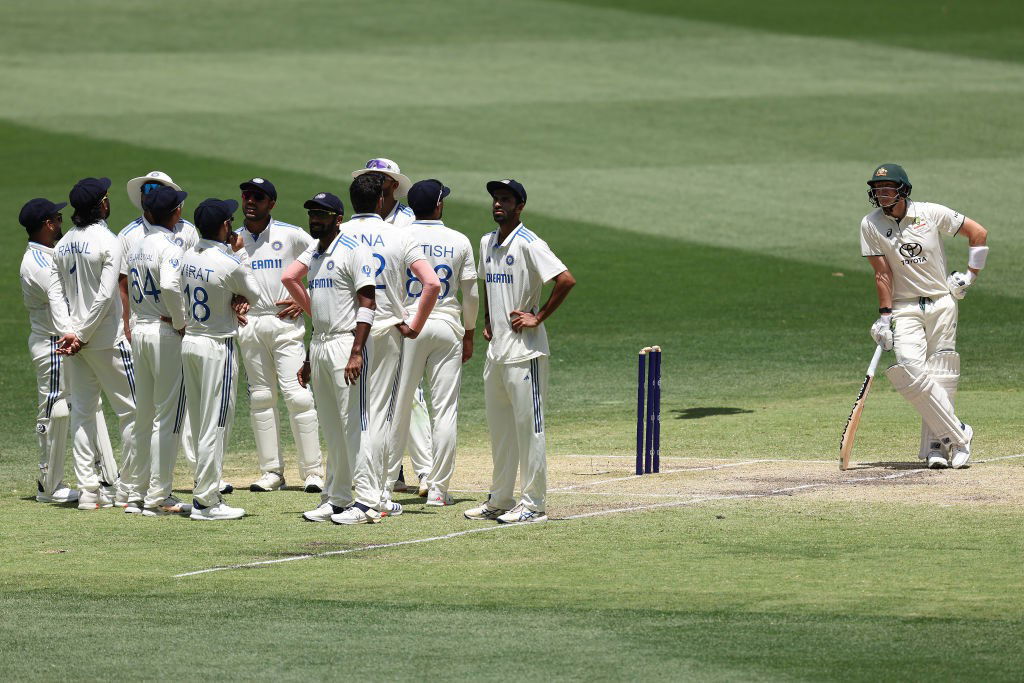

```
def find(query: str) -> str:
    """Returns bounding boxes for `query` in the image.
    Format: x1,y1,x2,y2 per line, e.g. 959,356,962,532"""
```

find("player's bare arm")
947,218,989,299
346,285,376,385
118,274,132,341
396,259,441,339
866,256,894,351
510,269,576,332
280,261,312,316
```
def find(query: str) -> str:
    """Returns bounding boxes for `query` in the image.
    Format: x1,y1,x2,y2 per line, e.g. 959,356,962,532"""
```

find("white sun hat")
351,158,412,199
126,171,182,210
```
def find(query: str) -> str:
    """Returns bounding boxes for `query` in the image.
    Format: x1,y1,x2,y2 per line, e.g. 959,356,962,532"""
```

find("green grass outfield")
1,1,1023,679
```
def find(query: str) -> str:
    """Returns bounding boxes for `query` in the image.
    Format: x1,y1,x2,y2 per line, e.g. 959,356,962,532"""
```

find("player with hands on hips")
281,191,386,524
235,177,324,494
181,199,259,521
860,163,988,469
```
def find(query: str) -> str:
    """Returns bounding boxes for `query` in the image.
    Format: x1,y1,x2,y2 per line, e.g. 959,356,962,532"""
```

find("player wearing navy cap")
465,180,575,524
182,199,260,521
235,177,324,493
50,178,137,510
19,198,115,504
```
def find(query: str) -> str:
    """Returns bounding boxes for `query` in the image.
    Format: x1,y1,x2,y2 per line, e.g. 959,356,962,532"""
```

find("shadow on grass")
849,461,927,471
671,407,754,420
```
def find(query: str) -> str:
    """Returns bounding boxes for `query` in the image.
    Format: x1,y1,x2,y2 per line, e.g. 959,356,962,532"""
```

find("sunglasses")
365,159,391,170
141,182,165,195
242,190,269,201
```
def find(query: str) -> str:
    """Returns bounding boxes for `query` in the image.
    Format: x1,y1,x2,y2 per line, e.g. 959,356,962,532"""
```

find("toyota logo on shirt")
899,243,922,258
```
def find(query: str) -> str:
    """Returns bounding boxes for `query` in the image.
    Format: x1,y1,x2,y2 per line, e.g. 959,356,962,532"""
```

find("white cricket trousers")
29,333,112,495
484,355,549,512
406,387,433,481
183,335,237,508
238,314,322,479
390,319,462,494
365,326,405,506
893,294,957,366
66,338,135,493
310,333,378,509
125,322,186,508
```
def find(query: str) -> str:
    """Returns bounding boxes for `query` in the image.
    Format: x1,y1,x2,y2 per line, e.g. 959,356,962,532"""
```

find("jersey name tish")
420,244,455,259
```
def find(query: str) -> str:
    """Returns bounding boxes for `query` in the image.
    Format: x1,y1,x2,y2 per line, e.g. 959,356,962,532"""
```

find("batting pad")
886,362,968,448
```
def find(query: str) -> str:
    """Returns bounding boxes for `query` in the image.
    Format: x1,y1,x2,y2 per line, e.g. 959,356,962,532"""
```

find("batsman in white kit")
19,197,114,504
339,174,439,515
181,198,260,521
235,177,323,493
465,180,575,524
49,178,137,510
353,158,434,494
389,179,478,507
283,191,388,524
861,163,989,469
122,186,191,516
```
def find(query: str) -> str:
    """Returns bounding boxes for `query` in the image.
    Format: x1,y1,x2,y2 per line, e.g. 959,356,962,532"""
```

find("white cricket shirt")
479,224,567,364
236,218,314,316
384,201,415,227
125,224,186,328
340,213,424,329
860,200,965,300
21,243,70,337
297,234,377,337
119,216,198,276
403,220,477,337
179,239,260,339
49,220,123,347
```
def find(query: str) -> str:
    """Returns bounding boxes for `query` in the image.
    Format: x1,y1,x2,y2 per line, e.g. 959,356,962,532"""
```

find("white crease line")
549,459,778,492
174,468,926,579
562,454,835,465
974,453,1024,463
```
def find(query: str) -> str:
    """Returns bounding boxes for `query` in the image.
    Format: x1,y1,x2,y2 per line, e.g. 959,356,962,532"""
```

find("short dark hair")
71,203,104,227
148,206,178,227
350,174,384,214
198,221,224,241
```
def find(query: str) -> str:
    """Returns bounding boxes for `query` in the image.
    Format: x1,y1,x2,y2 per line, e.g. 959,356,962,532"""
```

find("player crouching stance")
282,192,383,524
181,199,259,520
861,163,989,469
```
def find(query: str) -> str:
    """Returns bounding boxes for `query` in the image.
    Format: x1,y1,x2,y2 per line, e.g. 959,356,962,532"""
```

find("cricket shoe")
464,502,507,521
303,475,324,494
36,482,80,504
950,424,974,469
249,472,284,492
142,496,192,516
425,489,454,507
124,501,145,515
381,501,403,518
302,502,343,522
392,477,414,493
330,505,381,525
496,503,548,525
219,481,235,494
77,488,113,510
190,502,245,521
927,453,949,469
417,478,429,498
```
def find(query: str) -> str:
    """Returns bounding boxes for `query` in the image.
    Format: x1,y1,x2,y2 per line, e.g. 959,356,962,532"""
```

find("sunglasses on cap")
242,190,269,201
307,209,337,217
141,182,165,195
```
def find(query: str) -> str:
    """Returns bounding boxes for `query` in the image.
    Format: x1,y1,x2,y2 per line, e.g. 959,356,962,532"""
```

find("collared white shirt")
340,213,424,329
479,224,567,364
384,201,415,228
860,199,965,300
125,223,186,328
236,218,314,316
21,242,70,337
403,220,477,337
119,216,198,276
297,234,376,337
49,220,123,346
179,239,260,339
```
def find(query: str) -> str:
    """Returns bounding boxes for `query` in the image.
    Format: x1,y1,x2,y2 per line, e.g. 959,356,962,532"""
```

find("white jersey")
179,239,260,339
384,201,415,227
297,234,376,336
125,224,186,328
49,220,123,347
860,200,965,300
341,213,423,329
236,219,314,316
403,220,477,337
21,243,70,337
479,223,567,364
119,216,198,276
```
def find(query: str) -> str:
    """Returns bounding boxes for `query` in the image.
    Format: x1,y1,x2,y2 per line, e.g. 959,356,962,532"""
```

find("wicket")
636,346,662,475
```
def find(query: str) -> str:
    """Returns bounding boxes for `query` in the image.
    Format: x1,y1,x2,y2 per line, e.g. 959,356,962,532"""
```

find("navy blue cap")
407,179,451,217
303,192,344,214
194,198,239,232
69,177,112,210
142,186,188,215
19,198,67,231
486,178,526,205
239,177,277,201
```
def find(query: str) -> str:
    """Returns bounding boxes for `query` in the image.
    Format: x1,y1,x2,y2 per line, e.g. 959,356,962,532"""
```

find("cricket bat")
839,345,884,471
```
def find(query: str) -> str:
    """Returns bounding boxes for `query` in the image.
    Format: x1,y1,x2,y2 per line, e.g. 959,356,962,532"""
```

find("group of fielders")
19,158,574,524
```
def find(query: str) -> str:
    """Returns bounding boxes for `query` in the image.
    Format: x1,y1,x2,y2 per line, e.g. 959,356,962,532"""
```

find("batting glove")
870,315,893,351
947,271,975,300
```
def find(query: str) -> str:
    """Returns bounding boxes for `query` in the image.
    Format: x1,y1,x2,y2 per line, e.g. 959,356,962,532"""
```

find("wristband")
356,307,375,325
967,245,988,270
878,307,892,314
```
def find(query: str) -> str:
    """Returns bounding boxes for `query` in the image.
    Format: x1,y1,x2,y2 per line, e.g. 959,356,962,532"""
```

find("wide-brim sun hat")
351,158,412,199
126,171,182,210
